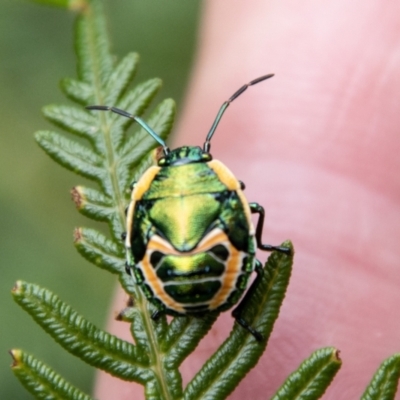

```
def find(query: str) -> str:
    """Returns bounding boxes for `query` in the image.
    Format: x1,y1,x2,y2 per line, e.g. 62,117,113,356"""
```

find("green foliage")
10,349,93,400
9,0,399,399
270,348,341,400
361,354,400,400
29,0,83,8
12,281,147,382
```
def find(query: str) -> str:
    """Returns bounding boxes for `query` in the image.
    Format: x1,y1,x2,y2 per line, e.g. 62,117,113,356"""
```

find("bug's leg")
125,249,135,275
122,209,129,241
125,261,132,275
232,260,264,341
239,180,246,190
151,309,164,321
249,202,291,254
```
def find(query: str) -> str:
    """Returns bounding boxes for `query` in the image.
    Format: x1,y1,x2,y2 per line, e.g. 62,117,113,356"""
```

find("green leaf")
108,78,163,148
29,0,83,8
71,186,114,222
361,354,400,400
271,347,341,400
60,78,94,104
43,105,98,142
183,243,294,400
118,98,175,189
12,281,150,382
129,305,165,357
35,131,104,181
163,314,218,369
114,78,163,124
103,52,140,105
74,227,124,274
74,0,113,87
10,349,93,400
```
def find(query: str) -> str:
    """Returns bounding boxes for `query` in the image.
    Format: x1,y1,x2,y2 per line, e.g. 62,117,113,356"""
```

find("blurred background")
0,0,201,397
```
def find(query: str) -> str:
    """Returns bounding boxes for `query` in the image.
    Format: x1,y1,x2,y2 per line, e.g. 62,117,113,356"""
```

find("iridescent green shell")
125,146,255,315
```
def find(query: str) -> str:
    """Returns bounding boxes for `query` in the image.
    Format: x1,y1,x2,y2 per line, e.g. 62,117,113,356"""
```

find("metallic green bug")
87,74,290,341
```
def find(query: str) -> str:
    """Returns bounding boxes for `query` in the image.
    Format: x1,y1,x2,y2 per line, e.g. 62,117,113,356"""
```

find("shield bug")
86,74,290,341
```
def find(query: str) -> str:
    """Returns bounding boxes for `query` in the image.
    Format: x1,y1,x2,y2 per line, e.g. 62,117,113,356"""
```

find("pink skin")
95,1,400,399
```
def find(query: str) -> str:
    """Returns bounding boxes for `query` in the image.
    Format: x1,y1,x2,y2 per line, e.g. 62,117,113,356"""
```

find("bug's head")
158,146,211,167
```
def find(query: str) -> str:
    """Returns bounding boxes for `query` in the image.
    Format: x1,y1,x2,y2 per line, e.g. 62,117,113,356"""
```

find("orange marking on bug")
207,160,240,191
139,256,185,313
126,166,161,248
236,189,254,235
125,166,161,248
125,200,136,249
208,159,254,235
195,228,228,253
147,228,229,257
209,245,244,310
132,166,161,201
147,235,176,254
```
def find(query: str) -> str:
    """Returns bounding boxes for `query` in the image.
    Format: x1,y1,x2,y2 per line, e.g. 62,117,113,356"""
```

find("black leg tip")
232,311,264,341
125,263,131,275
277,245,293,256
151,310,162,321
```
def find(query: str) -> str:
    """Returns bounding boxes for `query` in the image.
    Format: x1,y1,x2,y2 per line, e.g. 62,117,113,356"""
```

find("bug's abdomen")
157,252,224,304
136,227,254,314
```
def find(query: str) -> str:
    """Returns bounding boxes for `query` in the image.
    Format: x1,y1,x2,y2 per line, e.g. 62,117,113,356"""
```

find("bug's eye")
158,157,166,166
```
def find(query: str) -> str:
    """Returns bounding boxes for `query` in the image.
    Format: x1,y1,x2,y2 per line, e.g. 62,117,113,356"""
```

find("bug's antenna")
86,105,170,155
203,74,274,153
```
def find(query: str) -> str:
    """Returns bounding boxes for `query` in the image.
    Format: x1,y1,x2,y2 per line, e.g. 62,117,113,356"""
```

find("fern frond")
12,281,149,382
361,354,400,400
270,347,341,400
11,350,93,400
